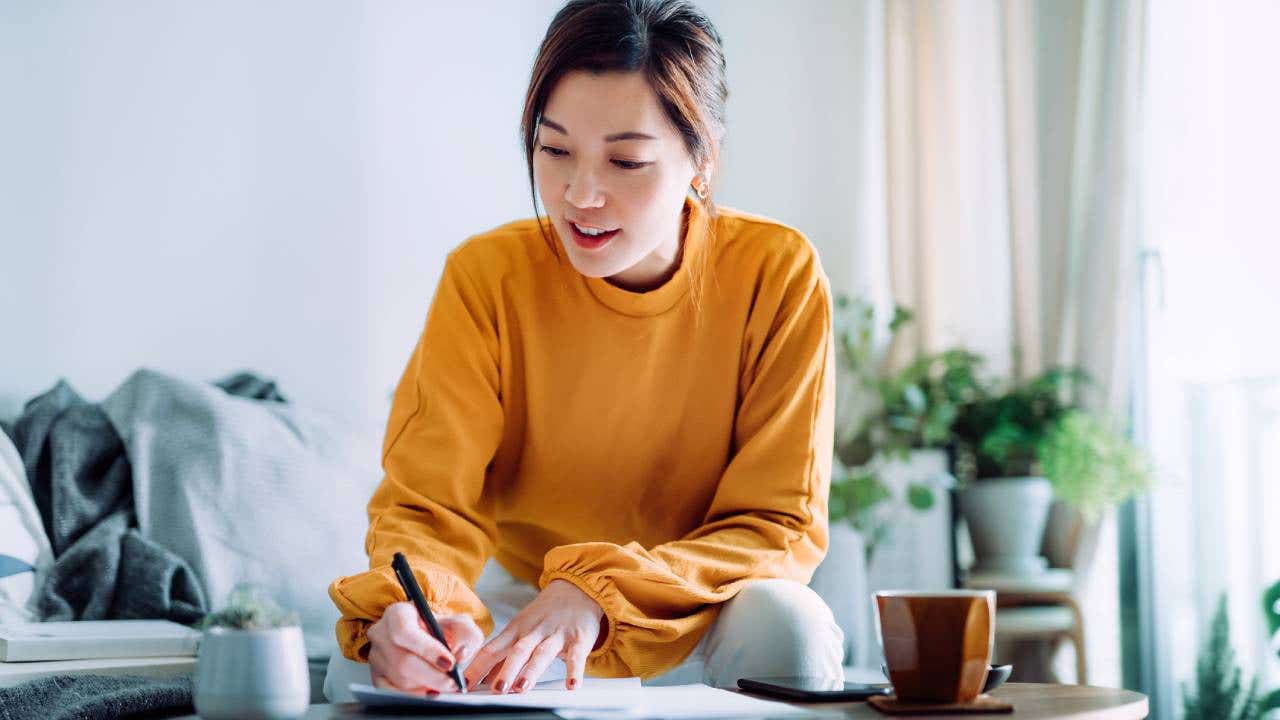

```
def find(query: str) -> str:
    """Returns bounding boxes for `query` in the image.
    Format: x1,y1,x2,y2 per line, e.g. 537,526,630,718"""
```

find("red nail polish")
514,678,528,691
568,677,578,690
494,679,506,693
436,657,453,671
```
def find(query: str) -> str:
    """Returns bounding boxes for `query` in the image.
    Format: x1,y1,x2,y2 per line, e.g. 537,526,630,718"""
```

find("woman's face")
534,70,703,289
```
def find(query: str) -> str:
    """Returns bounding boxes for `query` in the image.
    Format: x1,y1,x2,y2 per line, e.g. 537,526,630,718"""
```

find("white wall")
0,0,884,427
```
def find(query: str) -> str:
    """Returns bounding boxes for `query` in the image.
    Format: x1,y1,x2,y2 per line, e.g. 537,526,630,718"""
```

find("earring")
694,176,708,200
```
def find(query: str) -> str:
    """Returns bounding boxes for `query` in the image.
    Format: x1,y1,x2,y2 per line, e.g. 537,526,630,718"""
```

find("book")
0,620,200,662
0,656,196,689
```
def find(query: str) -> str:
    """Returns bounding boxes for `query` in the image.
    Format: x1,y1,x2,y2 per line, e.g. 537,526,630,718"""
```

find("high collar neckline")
560,195,709,318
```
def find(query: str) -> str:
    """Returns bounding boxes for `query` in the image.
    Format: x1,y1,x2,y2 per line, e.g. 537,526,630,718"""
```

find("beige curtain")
881,0,1146,415
873,0,1148,685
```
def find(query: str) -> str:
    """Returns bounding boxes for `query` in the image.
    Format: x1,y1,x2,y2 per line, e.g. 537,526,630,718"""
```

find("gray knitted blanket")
0,674,192,720
8,381,206,622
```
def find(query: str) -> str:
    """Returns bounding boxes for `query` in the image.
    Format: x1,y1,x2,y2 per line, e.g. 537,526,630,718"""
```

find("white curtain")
1141,1,1280,718
880,0,1145,409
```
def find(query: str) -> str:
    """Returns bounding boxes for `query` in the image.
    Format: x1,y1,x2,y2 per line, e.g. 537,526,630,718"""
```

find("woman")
326,0,843,699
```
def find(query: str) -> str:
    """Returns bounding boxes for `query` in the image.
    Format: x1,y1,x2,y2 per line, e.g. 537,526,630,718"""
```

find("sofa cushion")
0,427,54,624
100,369,382,658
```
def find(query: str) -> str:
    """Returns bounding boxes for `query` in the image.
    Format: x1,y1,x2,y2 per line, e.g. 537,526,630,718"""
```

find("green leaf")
889,305,914,333
836,432,874,468
888,414,918,432
198,583,299,630
1259,688,1280,712
1038,410,1153,515
906,483,935,511
903,384,927,413
828,489,849,523
921,404,959,446
847,474,893,510
1263,579,1280,639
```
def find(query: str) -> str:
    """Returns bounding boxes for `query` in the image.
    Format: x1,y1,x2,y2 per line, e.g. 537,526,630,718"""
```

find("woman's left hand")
463,579,605,693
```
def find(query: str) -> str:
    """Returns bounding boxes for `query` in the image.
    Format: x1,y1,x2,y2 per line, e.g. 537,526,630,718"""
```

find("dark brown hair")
521,0,728,261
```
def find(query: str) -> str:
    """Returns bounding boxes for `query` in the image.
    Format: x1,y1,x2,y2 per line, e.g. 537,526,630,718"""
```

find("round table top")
170,682,1148,719
815,682,1149,719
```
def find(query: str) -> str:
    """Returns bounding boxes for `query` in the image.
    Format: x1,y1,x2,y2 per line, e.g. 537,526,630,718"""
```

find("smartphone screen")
737,676,893,702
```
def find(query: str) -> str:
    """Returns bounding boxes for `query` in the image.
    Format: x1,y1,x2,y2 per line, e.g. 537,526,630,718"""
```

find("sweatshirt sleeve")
539,244,835,679
328,251,503,663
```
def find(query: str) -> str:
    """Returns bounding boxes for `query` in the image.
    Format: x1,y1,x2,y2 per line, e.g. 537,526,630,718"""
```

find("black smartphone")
737,676,893,702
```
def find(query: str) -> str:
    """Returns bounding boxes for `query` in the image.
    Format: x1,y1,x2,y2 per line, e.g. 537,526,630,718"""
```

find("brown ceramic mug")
875,590,996,704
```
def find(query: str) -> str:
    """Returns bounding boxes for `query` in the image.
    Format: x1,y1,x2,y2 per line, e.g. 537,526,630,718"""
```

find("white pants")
324,558,844,702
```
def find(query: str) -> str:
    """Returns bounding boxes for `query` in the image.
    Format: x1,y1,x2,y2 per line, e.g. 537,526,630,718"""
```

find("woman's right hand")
367,602,485,695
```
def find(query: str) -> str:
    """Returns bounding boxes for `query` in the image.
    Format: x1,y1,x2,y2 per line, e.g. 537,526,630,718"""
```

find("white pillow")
0,429,53,624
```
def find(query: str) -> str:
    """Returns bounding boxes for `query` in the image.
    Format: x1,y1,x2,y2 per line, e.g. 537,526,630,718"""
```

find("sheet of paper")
350,678,817,718
351,676,641,710
552,684,819,719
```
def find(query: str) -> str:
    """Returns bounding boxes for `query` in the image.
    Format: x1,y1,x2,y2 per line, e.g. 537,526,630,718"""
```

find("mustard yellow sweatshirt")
328,196,835,679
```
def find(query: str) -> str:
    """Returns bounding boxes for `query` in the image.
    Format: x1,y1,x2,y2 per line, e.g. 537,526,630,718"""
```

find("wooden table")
808,683,1148,719
167,683,1148,719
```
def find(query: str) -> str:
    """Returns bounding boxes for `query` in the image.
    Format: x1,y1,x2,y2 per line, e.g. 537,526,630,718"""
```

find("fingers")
459,581,603,694
440,615,485,669
382,603,457,670
562,634,593,690
492,632,547,693
369,641,454,694
472,657,507,691
451,641,478,671
464,626,519,690
373,671,437,696
510,635,563,693
369,604,473,694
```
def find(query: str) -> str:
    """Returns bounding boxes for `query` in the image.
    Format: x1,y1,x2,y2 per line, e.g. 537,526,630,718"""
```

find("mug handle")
982,664,1014,693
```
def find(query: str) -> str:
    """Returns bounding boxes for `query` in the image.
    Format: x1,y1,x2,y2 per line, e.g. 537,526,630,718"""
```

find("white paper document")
550,684,819,719
350,677,817,718
351,677,639,711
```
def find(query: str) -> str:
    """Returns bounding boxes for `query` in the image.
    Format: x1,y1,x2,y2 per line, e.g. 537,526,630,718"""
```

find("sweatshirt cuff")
328,560,494,663
539,568,621,662
335,616,375,662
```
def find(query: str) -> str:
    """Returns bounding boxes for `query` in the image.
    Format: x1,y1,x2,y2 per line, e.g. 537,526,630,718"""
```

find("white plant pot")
194,625,310,720
957,476,1054,576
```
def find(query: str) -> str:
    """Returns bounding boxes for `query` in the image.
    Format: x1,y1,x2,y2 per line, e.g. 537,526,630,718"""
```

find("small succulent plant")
197,584,299,631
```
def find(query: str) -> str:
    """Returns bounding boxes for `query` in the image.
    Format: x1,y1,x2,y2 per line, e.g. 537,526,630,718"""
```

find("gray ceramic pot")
194,625,309,720
957,476,1054,576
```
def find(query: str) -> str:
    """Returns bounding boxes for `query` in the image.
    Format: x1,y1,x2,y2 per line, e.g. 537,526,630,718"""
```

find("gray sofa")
1,370,874,699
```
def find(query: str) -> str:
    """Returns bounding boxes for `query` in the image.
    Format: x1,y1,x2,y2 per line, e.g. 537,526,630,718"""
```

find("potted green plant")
1183,594,1262,720
193,585,310,720
951,366,1152,576
827,296,970,563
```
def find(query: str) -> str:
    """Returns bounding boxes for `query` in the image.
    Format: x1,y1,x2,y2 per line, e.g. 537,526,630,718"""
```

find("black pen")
391,552,468,694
